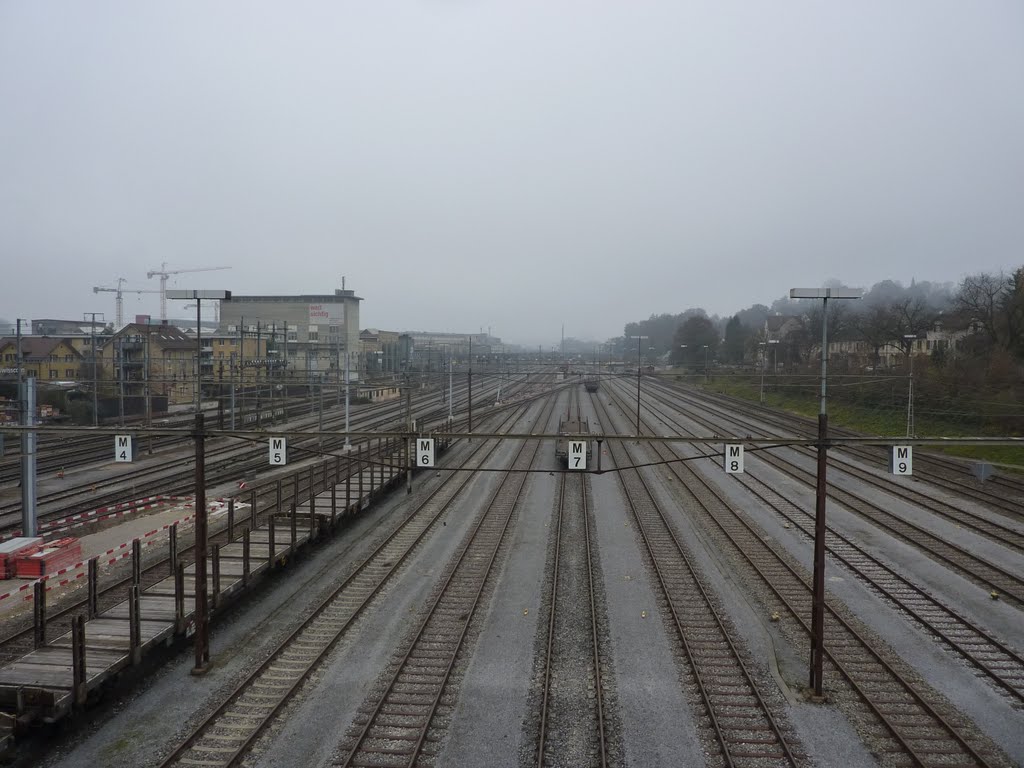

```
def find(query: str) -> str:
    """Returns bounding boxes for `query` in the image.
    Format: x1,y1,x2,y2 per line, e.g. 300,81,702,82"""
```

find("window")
308,331,319,341
66,368,75,377
49,369,58,378
287,331,297,342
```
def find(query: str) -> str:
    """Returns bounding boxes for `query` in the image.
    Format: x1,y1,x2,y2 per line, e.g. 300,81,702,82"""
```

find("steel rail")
654,381,1024,542
603,381,997,767
339,396,557,768
674,384,1024,518
637,382,1024,705
645,381,1024,606
157,398,539,768
591,394,799,768
536,387,608,767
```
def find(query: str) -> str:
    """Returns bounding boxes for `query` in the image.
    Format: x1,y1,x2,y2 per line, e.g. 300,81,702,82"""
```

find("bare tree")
955,272,1010,347
852,304,896,368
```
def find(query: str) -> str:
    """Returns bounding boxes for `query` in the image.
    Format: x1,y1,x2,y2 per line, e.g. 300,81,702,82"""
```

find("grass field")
699,374,1024,471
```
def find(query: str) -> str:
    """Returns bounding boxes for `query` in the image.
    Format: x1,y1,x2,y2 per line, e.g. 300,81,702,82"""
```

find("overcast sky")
2,2,1022,346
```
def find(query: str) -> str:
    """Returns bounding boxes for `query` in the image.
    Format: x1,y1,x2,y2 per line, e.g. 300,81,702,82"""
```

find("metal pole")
318,373,324,451
145,324,153,453
192,412,209,674
20,375,37,537
118,337,125,426
230,351,236,430
195,300,202,414
468,337,473,436
344,347,351,449
636,336,641,435
906,347,914,439
406,374,413,494
448,349,453,423
810,297,828,697
15,319,23,409
85,313,101,426
760,343,766,405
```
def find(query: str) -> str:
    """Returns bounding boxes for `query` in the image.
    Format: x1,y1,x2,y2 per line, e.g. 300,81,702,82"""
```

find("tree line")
610,269,1024,372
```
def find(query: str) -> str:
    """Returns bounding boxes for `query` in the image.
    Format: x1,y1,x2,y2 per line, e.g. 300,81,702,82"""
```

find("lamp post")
904,334,917,438
678,344,686,367
166,289,231,675
790,287,861,698
703,345,710,382
759,339,779,405
627,335,648,435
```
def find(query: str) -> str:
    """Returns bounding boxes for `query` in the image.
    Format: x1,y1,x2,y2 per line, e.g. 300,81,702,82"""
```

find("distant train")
555,415,593,465
583,377,600,393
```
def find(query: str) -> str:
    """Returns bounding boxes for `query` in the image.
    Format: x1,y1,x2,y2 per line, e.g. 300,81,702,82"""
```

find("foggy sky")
2,2,1022,346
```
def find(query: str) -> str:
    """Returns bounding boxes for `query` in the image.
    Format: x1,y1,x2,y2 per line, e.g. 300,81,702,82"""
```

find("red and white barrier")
0,498,233,604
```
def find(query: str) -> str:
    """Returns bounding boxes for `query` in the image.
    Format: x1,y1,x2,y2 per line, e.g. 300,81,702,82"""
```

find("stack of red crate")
13,538,82,578
0,538,43,579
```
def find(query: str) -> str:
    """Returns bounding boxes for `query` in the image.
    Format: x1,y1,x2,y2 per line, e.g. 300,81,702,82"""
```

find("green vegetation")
705,374,1024,470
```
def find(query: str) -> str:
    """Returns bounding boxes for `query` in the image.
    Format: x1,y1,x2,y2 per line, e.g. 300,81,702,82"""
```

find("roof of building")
225,290,362,303
765,315,802,332
0,337,82,359
102,323,196,351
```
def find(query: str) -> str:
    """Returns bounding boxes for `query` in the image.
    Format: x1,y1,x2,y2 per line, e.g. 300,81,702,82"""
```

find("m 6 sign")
415,438,435,468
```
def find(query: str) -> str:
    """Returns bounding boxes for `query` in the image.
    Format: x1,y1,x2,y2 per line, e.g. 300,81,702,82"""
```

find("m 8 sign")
723,444,744,474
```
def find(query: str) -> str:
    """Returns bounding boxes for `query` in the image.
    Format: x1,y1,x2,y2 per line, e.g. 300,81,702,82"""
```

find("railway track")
157,394,551,768
645,382,1024,608
534,432,611,765
600,382,1008,767
336,396,557,768
0,377,498,534
660,383,1024,543
631,383,1024,708
673,383,1024,519
0,438,402,666
591,395,803,768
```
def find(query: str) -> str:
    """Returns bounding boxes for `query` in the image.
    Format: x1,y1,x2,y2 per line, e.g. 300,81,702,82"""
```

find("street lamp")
703,345,710,382
759,339,779,405
166,289,231,676
627,335,649,435
903,334,917,438
790,287,861,698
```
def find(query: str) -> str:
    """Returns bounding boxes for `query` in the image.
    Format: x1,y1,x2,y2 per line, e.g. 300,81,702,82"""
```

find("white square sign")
416,438,435,467
569,440,587,470
890,446,912,475
724,444,744,474
114,435,133,463
269,437,287,465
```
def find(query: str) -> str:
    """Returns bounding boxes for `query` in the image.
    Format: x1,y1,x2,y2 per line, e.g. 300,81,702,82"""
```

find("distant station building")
219,287,362,382
360,329,408,377
405,332,501,366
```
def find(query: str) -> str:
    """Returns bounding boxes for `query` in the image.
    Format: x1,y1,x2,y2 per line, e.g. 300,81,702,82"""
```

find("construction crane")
93,278,162,329
147,263,231,322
